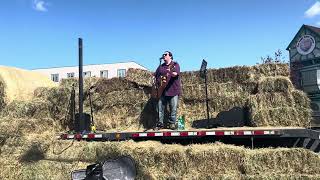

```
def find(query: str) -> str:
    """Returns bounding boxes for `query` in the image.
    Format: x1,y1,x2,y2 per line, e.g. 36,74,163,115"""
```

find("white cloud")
32,0,49,12
305,1,320,18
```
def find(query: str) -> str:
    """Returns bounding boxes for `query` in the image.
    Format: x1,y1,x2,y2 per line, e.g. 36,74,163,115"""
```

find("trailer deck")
58,127,320,153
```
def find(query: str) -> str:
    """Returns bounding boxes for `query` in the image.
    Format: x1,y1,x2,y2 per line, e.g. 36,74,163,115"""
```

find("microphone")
159,57,163,66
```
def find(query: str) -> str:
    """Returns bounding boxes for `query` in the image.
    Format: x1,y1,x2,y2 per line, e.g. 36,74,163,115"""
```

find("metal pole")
78,38,84,131
205,69,210,128
251,136,254,149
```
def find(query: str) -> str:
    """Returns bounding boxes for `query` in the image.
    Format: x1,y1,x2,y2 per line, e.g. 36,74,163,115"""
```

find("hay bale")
243,148,320,174
179,102,213,126
182,82,249,101
126,68,153,87
247,88,312,127
180,92,248,127
92,78,138,95
91,89,149,111
6,140,317,179
247,92,295,110
251,63,290,78
245,174,320,179
0,66,56,103
34,87,71,120
0,100,50,119
181,63,289,86
182,92,247,112
249,107,311,127
59,77,100,90
292,90,311,109
180,71,202,85
94,104,143,131
0,117,57,138
257,76,293,93
181,66,253,85
48,141,247,178
207,65,254,84
248,90,310,110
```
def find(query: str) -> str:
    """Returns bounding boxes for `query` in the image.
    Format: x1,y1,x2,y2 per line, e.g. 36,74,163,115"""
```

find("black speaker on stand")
74,38,91,133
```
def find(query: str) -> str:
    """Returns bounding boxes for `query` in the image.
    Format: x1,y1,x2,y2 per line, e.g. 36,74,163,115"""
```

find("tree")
260,49,288,64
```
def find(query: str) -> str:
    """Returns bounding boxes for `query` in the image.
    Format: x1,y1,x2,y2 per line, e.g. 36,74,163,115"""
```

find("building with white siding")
31,61,147,82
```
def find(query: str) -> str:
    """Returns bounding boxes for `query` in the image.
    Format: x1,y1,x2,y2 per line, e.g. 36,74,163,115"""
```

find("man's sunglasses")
163,53,169,57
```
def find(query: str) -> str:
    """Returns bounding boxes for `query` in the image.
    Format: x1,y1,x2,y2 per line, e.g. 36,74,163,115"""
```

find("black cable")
52,138,75,155
88,87,94,127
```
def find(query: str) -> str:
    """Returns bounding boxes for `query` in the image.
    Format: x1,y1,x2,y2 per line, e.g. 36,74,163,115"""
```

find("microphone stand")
156,58,162,128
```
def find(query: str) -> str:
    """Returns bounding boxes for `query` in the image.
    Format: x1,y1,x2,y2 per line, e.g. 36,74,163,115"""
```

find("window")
100,70,108,78
67,72,75,78
51,74,59,82
117,69,126,77
83,71,91,78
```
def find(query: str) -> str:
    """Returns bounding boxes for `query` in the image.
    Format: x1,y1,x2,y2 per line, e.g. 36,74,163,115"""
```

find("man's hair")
164,51,173,59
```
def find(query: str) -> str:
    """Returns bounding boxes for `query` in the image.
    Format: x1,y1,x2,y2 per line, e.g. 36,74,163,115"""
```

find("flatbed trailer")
59,127,320,154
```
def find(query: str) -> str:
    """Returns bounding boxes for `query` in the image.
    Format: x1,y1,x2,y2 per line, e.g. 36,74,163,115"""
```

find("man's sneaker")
164,123,170,129
169,123,177,130
154,122,164,130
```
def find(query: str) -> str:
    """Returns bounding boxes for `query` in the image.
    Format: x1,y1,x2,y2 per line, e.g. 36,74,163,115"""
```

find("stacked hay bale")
125,63,310,128
179,63,295,128
90,77,152,130
1,63,310,130
29,76,152,130
247,76,311,127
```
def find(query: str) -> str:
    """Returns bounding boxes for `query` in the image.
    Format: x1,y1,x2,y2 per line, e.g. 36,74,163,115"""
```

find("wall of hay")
0,63,311,131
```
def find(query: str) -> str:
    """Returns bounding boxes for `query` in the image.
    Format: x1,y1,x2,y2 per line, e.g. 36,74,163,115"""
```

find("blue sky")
1,0,320,71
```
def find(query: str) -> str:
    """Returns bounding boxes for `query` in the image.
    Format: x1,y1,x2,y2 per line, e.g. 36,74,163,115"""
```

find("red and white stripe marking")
131,130,276,138
59,130,278,140
60,133,103,140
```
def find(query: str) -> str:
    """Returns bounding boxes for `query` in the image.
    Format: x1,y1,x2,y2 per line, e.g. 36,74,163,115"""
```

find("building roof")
286,24,320,50
31,61,148,71
305,24,320,35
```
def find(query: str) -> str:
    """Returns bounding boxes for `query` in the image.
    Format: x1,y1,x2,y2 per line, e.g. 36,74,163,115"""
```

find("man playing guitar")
153,51,181,130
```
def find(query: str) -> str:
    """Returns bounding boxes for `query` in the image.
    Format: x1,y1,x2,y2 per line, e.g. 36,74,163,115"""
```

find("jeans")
157,95,178,124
